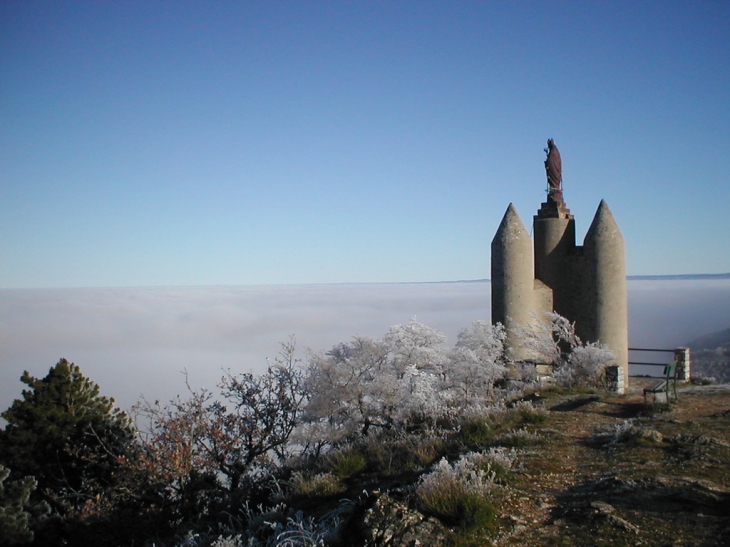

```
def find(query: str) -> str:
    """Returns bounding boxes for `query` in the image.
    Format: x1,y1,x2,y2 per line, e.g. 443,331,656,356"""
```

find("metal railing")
629,347,676,377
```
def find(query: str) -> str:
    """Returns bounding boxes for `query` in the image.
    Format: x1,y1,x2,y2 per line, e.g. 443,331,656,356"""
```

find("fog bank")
1,279,728,414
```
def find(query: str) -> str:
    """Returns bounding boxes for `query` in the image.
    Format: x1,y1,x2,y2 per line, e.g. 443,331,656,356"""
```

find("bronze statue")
544,138,563,203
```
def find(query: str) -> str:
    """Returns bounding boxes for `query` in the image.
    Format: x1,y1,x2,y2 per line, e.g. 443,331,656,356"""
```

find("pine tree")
0,465,49,546
0,359,134,514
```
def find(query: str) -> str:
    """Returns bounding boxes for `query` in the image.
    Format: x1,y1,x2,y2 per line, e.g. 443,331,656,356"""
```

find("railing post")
674,347,691,382
606,365,625,394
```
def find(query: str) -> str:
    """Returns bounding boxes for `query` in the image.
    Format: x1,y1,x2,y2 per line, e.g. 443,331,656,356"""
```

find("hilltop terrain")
302,380,730,547
4,323,730,547
489,380,730,546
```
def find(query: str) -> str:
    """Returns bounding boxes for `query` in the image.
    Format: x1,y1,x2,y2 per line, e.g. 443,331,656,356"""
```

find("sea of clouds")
1,279,729,415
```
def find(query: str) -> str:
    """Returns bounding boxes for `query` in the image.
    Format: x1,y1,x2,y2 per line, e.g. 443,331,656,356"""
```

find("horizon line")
1,273,729,291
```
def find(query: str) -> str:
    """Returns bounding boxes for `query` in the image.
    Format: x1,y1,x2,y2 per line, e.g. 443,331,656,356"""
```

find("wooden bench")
643,361,679,403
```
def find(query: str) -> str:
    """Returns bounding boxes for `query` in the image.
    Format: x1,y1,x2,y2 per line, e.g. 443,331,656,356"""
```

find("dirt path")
495,382,730,547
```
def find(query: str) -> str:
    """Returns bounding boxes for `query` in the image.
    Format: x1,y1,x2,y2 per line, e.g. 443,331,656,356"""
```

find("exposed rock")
636,427,663,442
670,433,729,447
582,474,730,512
711,408,730,418
359,493,450,547
589,500,615,515
605,514,640,534
560,499,640,535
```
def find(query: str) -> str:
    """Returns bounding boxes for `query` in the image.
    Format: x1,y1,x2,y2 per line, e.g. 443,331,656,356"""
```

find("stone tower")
491,140,629,385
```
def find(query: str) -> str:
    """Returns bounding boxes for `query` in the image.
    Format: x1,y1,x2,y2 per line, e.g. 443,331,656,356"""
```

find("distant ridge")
430,274,730,284
687,327,730,350
627,273,730,281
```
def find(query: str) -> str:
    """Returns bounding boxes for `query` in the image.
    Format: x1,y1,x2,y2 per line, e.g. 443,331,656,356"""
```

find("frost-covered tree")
382,319,450,424
393,364,443,424
512,312,580,365
514,313,614,387
304,319,507,441
383,318,448,377
304,320,450,441
447,321,507,405
304,336,392,439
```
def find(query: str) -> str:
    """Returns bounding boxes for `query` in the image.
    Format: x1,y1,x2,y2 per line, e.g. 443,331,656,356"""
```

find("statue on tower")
544,138,563,203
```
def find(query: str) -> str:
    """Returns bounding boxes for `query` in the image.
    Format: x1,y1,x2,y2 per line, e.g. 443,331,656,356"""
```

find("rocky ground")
329,380,730,547
492,380,730,547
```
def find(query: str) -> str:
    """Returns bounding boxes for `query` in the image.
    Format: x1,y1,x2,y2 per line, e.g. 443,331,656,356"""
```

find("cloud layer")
1,280,729,414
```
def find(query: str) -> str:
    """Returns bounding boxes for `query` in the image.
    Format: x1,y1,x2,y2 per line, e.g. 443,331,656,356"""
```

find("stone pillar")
583,200,629,386
491,204,535,361
674,347,691,382
533,200,575,320
605,365,625,394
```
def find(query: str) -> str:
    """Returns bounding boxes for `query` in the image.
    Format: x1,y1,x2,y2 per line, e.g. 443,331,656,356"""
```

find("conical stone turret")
491,204,534,359
583,200,629,382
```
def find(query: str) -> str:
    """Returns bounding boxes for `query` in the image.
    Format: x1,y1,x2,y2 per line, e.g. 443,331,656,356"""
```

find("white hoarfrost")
303,318,510,441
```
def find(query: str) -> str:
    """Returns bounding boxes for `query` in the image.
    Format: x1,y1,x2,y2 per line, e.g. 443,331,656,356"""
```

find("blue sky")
2,1,729,288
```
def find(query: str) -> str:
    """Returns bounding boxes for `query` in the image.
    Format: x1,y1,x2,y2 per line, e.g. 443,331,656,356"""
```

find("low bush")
497,428,542,448
325,447,366,478
356,432,447,475
513,400,549,425
416,457,498,531
410,435,446,467
357,433,403,475
170,503,348,547
288,472,345,498
592,419,663,448
460,447,518,483
457,418,496,448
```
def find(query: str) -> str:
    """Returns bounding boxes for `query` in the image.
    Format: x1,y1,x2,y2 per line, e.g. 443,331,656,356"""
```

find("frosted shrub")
593,419,662,448
304,336,391,439
466,447,518,483
211,535,244,547
304,320,452,439
512,313,615,389
258,509,346,547
512,400,549,424
556,343,615,388
512,314,563,364
592,419,635,447
384,318,448,377
447,321,507,405
442,399,504,425
303,318,520,445
498,428,542,447
394,364,444,424
263,514,329,547
416,456,498,529
463,447,518,472
512,312,581,364
206,503,347,547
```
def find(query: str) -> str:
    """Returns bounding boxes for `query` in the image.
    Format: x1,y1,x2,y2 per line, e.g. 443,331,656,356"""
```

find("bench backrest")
664,362,678,380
